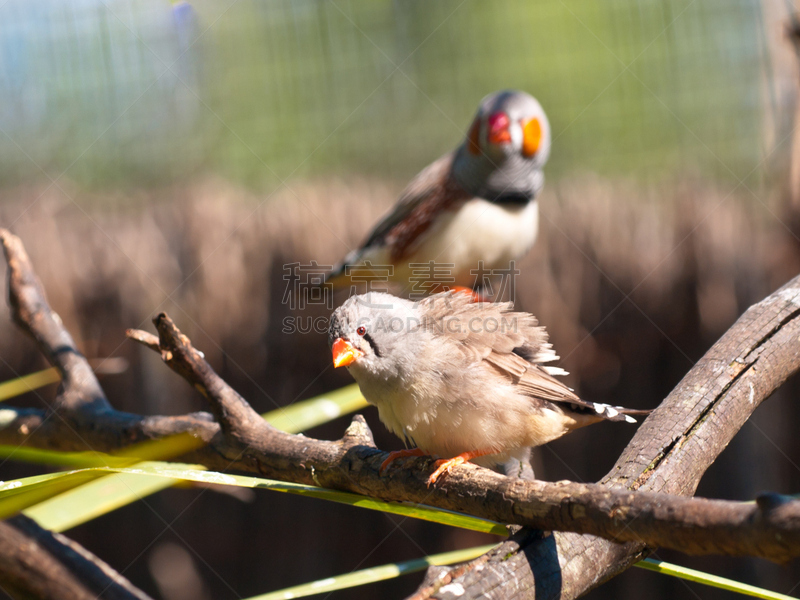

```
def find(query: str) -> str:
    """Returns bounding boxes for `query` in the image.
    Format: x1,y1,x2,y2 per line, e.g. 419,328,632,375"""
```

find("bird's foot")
447,286,487,302
427,456,468,485
380,448,427,474
426,449,493,485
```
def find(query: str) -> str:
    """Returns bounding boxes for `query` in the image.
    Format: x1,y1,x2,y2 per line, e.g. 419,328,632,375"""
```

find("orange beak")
332,338,363,368
487,111,511,144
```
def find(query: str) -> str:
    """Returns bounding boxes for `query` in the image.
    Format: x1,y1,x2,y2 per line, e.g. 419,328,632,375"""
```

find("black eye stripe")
362,332,381,357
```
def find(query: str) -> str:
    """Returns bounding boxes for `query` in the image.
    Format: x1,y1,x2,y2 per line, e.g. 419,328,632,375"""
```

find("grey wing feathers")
419,291,550,358
422,292,649,423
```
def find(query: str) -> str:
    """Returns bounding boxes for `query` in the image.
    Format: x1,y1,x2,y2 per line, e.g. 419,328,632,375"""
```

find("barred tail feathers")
588,402,651,424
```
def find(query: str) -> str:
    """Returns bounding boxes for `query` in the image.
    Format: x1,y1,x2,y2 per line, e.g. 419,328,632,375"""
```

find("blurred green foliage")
0,0,768,190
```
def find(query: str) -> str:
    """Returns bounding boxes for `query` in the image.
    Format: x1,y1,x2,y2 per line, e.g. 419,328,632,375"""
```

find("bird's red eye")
356,326,366,336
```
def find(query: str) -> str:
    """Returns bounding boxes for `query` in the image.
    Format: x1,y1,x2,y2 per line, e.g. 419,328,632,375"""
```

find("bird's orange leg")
427,449,495,485
380,448,428,474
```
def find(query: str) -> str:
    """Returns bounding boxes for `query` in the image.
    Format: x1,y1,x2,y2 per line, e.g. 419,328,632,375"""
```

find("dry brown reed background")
2,174,799,598
1,0,798,597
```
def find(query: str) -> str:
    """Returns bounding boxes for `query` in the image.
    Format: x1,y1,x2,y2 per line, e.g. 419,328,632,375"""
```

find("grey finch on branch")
328,291,649,484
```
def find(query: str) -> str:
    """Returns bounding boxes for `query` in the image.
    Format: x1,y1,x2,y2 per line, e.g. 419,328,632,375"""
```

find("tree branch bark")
0,515,153,600
2,229,109,416
2,228,800,598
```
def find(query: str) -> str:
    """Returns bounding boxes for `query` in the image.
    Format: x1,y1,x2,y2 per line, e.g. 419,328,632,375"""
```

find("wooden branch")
126,298,800,562
3,228,800,596
0,515,153,600
151,313,273,442
0,229,109,415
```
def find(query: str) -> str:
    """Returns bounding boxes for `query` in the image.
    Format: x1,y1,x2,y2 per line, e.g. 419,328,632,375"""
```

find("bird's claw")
426,456,468,486
380,448,427,474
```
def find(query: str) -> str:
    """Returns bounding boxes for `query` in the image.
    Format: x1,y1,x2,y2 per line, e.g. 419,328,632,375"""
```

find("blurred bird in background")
326,90,551,297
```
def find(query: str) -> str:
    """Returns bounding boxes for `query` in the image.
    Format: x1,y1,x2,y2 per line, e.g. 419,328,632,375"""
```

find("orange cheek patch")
467,117,481,155
522,118,542,157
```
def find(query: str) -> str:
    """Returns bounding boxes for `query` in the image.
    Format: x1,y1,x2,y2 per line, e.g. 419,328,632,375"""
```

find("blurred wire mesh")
0,0,788,188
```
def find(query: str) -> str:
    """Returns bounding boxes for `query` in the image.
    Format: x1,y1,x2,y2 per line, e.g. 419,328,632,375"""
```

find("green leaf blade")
2,462,506,536
635,559,798,600
0,368,60,402
23,472,180,532
262,384,367,433
245,544,497,600
0,383,369,534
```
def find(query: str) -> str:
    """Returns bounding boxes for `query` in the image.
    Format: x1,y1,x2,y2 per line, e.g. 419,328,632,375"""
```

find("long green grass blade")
111,464,508,535
6,463,507,535
24,471,196,532
0,464,203,525
245,544,498,600
0,368,60,402
243,549,798,600
243,550,798,600
0,431,206,468
0,470,109,520
0,433,207,527
635,558,798,600
261,384,367,432
0,359,129,402
0,385,367,531
0,447,125,468
5,434,209,531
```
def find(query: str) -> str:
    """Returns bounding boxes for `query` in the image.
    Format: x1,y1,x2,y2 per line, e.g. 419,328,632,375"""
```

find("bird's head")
465,90,551,169
328,293,420,380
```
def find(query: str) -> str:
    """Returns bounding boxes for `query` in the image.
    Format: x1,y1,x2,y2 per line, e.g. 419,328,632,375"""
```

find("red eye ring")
356,326,366,336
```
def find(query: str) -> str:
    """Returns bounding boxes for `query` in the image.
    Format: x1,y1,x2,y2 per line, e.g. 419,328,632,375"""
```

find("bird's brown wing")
485,354,580,402
485,338,645,422
361,152,471,261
